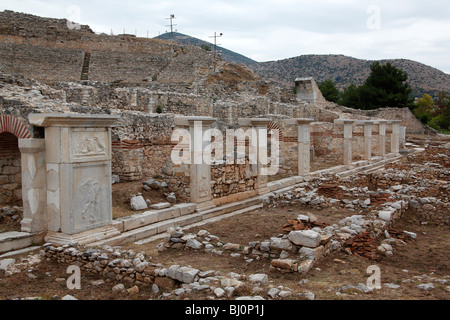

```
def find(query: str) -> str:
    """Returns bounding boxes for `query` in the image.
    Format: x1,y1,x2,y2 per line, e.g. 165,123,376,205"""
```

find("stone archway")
0,132,22,204
0,115,32,139
0,115,31,204
0,115,32,203
0,115,32,231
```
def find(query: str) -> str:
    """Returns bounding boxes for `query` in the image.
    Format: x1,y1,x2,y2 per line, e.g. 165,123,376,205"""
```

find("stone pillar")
296,118,314,175
376,120,388,157
363,121,374,161
390,120,401,153
28,113,120,243
339,120,355,165
19,139,47,233
249,118,272,195
175,116,217,212
399,126,406,150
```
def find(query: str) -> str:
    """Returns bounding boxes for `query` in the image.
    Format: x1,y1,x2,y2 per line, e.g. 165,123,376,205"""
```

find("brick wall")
0,132,21,204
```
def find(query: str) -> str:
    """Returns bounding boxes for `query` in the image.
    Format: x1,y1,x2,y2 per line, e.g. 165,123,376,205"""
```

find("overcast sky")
1,0,449,73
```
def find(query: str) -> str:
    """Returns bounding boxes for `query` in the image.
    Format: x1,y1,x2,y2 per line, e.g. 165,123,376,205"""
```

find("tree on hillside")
358,62,413,110
412,92,450,131
340,62,414,110
318,80,340,103
412,94,434,124
340,84,362,109
429,91,450,131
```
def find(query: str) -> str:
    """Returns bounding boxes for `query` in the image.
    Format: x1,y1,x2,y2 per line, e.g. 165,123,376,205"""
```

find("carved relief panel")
71,163,111,233
70,128,110,162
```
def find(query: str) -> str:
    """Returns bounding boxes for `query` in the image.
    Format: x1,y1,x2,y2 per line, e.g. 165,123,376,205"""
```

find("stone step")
134,204,264,245
200,197,262,220
336,155,402,178
80,51,91,80
111,203,197,233
0,231,45,254
88,198,264,247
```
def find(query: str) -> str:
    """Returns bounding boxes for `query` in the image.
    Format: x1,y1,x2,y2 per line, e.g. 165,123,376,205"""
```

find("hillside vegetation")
248,54,450,97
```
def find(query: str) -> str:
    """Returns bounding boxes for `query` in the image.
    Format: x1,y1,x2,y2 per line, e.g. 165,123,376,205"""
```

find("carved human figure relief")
74,178,101,223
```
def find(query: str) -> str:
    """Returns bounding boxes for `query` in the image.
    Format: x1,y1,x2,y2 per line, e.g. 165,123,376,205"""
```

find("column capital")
174,116,217,127
354,120,376,126
372,120,390,125
384,120,402,125
250,118,272,127
237,118,272,127
295,118,314,125
18,138,45,153
29,113,119,128
334,119,356,125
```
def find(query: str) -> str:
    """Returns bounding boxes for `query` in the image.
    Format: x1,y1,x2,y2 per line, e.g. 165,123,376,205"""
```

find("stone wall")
310,122,394,163
211,157,257,200
110,112,191,201
111,112,174,176
89,50,170,83
0,132,21,204
0,10,94,39
0,43,84,82
324,104,425,134
310,122,341,161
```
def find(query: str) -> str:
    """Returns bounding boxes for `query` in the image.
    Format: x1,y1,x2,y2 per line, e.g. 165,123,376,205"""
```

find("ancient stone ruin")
0,11,448,301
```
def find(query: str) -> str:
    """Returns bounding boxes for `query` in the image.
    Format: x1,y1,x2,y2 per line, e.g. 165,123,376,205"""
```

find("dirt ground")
111,180,174,219
1,203,448,300
0,135,449,301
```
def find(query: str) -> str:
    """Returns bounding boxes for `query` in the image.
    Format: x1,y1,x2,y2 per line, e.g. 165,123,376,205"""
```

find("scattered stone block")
269,237,293,251
167,265,200,284
288,230,322,248
166,192,177,203
248,273,268,285
130,196,148,211
150,202,171,210
270,259,297,272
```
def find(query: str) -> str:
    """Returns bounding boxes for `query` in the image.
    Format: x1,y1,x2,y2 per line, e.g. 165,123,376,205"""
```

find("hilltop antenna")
166,14,177,42
209,32,223,73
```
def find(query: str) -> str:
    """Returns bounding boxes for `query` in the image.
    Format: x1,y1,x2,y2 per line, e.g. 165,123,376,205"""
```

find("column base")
257,186,271,195
44,225,120,246
195,201,216,212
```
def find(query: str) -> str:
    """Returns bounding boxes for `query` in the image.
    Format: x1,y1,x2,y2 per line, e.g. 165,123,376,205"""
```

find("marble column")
336,120,356,165
249,118,272,195
363,121,374,161
296,118,314,175
376,120,388,157
19,138,47,233
390,120,401,153
399,126,406,150
175,116,217,212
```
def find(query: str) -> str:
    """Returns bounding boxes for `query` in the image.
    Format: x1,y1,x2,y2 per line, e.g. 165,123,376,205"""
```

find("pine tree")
359,62,413,110
318,80,340,103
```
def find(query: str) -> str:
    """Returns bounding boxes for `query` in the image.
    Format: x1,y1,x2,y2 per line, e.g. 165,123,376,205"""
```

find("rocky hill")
155,32,257,66
0,10,263,88
1,10,447,100
248,54,450,97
